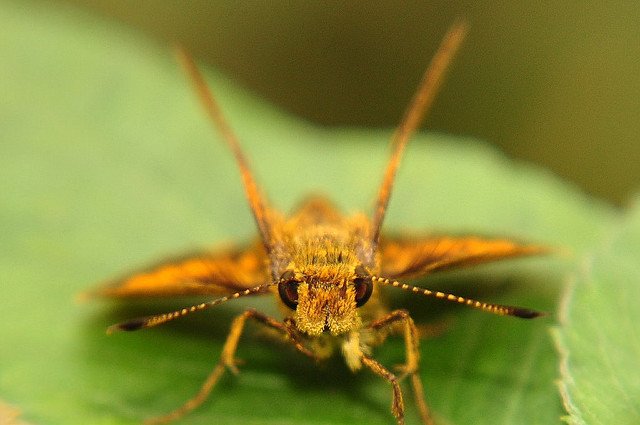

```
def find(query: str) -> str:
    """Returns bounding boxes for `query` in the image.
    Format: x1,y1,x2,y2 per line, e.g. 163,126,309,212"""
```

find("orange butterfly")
90,21,545,425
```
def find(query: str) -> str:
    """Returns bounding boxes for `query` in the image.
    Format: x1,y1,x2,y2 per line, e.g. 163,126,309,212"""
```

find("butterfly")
90,21,546,425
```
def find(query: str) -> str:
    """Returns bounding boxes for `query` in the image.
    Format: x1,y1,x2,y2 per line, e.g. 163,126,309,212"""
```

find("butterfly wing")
89,242,269,298
379,235,546,280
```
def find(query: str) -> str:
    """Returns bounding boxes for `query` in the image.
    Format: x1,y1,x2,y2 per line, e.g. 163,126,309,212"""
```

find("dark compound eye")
278,270,299,310
353,268,373,307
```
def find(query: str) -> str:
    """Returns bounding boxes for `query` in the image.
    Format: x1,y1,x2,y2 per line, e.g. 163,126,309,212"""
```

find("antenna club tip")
511,308,547,319
450,18,469,33
107,318,147,334
173,44,191,67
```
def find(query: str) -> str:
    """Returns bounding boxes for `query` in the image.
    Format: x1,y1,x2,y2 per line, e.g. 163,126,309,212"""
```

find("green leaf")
554,198,640,425
0,1,625,425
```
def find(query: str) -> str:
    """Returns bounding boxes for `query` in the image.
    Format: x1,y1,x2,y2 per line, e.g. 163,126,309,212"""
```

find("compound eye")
353,266,373,307
278,270,299,310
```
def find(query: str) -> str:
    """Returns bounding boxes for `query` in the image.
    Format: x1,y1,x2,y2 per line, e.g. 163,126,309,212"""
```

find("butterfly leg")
145,308,312,425
361,354,405,424
368,309,433,425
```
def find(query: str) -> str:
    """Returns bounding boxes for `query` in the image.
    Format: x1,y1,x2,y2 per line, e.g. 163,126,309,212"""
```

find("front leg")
145,309,312,425
367,309,433,425
362,354,406,425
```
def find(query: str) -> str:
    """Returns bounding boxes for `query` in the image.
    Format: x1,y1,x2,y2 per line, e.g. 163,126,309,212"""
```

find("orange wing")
89,243,269,298
379,235,546,280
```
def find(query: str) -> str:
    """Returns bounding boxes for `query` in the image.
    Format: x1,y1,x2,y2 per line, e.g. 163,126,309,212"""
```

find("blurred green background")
58,0,640,204
2,2,637,424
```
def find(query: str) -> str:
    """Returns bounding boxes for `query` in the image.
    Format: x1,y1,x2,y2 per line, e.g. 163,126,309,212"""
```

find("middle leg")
367,309,433,425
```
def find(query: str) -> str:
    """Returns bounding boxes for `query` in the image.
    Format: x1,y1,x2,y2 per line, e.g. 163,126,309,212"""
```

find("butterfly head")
277,265,373,336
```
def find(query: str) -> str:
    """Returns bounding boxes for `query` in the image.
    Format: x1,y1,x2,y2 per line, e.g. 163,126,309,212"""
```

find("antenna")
107,283,274,333
370,21,468,246
175,48,273,253
372,276,545,319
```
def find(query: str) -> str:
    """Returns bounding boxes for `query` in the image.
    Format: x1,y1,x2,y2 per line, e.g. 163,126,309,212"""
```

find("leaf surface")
554,199,640,425
0,2,624,425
